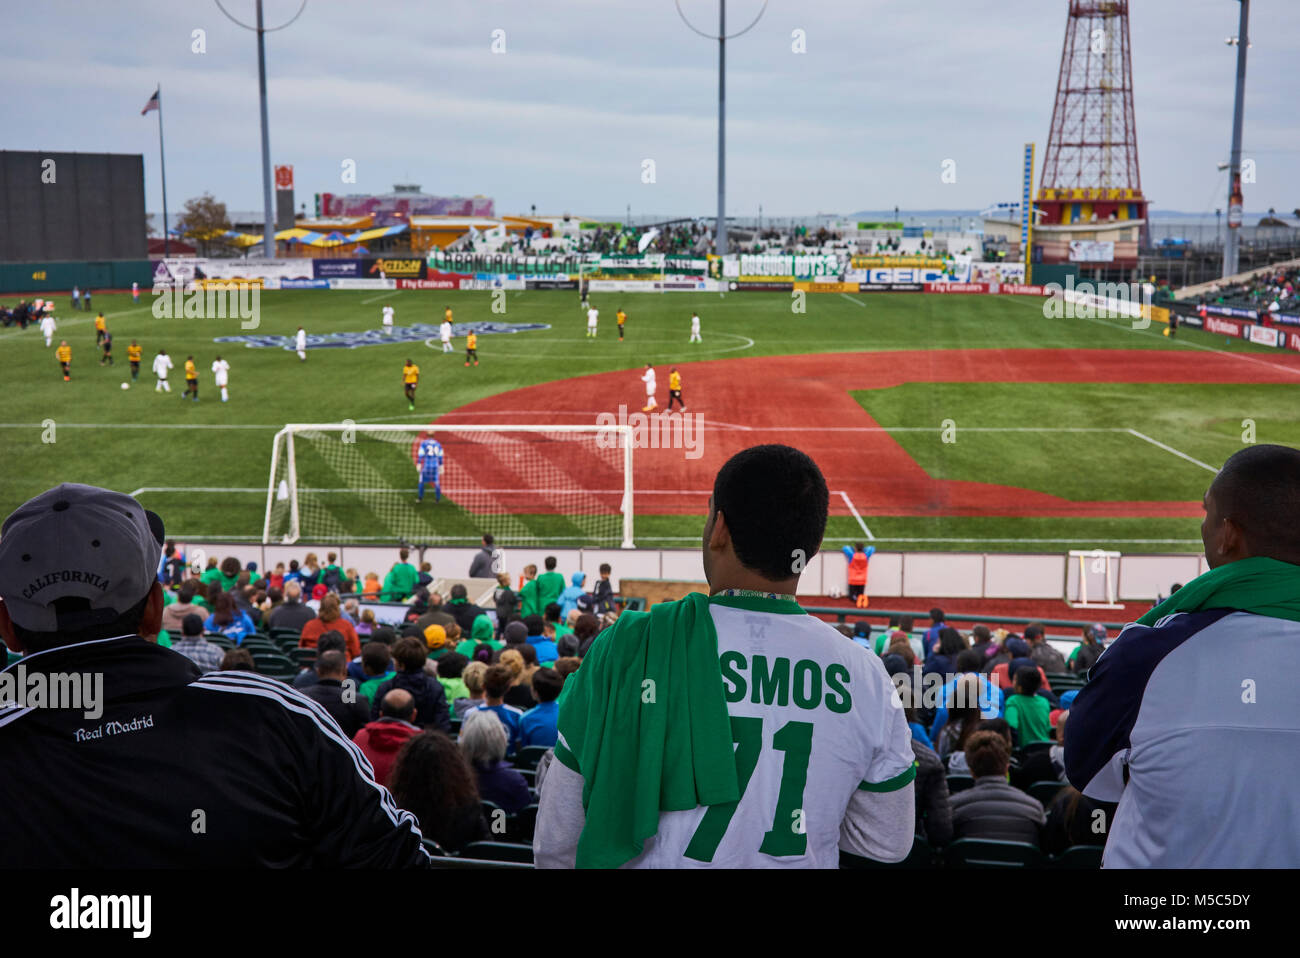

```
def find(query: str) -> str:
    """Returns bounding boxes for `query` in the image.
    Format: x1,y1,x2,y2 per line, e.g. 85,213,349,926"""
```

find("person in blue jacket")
558,571,587,621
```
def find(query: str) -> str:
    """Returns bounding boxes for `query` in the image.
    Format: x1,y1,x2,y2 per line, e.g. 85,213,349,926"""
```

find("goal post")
1065,549,1124,610
263,423,634,548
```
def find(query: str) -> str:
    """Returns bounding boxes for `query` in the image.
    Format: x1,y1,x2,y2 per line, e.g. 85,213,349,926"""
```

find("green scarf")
1137,556,1300,626
554,592,738,868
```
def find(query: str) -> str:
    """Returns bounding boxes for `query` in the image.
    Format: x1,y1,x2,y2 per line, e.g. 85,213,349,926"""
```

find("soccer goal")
1065,549,1124,610
263,423,634,548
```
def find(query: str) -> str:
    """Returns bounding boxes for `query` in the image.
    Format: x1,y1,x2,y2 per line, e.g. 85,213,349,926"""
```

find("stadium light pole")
215,0,308,258
1223,0,1250,278
676,1,767,257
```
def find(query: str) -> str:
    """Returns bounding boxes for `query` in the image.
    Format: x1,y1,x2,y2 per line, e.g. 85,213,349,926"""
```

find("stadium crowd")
1200,264,1300,313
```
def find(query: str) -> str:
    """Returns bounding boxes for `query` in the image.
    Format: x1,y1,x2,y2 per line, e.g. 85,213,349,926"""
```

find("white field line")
837,490,874,540
839,293,867,307
1125,429,1218,473
360,289,403,306
0,303,157,340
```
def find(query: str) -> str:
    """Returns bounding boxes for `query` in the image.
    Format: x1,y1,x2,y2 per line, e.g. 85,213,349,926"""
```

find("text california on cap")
0,483,164,632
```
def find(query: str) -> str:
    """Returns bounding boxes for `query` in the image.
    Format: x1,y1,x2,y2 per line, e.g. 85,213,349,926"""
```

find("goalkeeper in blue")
416,437,444,503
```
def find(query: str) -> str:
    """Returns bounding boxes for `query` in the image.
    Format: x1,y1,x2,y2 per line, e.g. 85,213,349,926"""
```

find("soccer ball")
827,586,843,599
120,382,130,390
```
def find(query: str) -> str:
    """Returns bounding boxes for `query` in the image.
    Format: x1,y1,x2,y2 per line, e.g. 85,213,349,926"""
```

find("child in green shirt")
1005,664,1052,747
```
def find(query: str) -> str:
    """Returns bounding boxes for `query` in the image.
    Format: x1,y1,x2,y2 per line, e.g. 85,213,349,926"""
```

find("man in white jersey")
211,355,231,403
640,363,657,413
689,312,702,343
439,318,454,353
381,304,395,336
39,312,57,347
152,349,173,392
586,304,599,339
535,444,916,868
295,326,307,361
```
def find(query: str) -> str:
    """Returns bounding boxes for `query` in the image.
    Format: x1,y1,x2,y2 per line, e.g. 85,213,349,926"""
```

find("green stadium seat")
251,652,297,680
421,839,448,857
504,804,539,844
1049,844,1103,869
946,774,975,794
514,745,551,771
840,835,938,869
428,856,533,870
461,841,534,864
944,838,1044,869
517,768,537,788
1028,780,1069,807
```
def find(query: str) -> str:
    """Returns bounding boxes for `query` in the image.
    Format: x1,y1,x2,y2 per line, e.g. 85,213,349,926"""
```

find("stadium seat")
505,804,539,844
944,839,1044,869
449,717,462,737
461,841,534,864
514,745,551,771
252,652,297,680
946,774,975,794
203,634,235,650
517,768,537,788
1028,780,1069,807
428,856,533,871
1049,844,1103,869
839,835,938,869
286,648,317,667
480,799,502,823
421,838,447,857
269,628,302,642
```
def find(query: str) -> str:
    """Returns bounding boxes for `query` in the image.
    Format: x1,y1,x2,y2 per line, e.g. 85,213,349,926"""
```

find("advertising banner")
851,256,947,269
927,282,990,294
397,274,464,290
862,267,948,284
313,259,365,279
188,258,312,284
858,283,924,293
362,257,426,280
327,278,396,290
1068,240,1116,263
1249,325,1285,347
279,278,329,289
1288,331,1300,353
525,279,579,290
969,262,1027,284
730,280,793,292
1204,316,1246,338
999,284,1050,296
794,281,861,294
1199,303,1258,321
738,253,841,278
1273,312,1300,327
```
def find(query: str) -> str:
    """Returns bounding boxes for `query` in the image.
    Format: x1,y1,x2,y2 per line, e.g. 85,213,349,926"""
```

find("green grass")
0,286,1286,549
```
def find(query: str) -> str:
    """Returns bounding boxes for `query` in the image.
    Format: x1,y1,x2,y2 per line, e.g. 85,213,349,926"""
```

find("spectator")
840,542,874,608
319,552,345,593
436,652,471,714
412,592,456,634
293,631,346,690
369,636,450,733
519,666,564,748
353,688,423,787
362,571,381,599
299,593,362,659
0,483,427,867
558,612,598,658
492,572,518,633
553,656,581,682
1067,624,1105,674
357,608,377,637
381,548,419,601
468,533,502,578
922,626,967,677
268,562,286,592
591,562,616,615
389,730,489,853
358,641,396,707
535,556,566,611
267,580,315,633
456,613,499,658
526,612,559,665
928,649,1004,744
445,583,488,633
949,731,1045,845
160,580,206,634
220,647,256,672
475,663,523,756
500,646,539,710
911,739,953,848
1067,444,1300,867
990,639,1052,694
171,612,223,674
1024,622,1066,673
203,591,256,644
299,552,321,590
303,650,370,738
517,564,540,616
968,624,994,660
558,571,587,620
1005,664,1052,747
922,607,946,657
422,623,454,662
459,710,530,814
455,660,488,719
1042,785,1115,857
545,602,573,644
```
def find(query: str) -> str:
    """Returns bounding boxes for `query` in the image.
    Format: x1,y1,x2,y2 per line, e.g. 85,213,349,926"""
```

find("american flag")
141,88,160,116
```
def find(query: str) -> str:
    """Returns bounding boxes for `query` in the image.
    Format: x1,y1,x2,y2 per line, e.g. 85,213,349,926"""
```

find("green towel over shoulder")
1137,556,1300,626
553,591,739,868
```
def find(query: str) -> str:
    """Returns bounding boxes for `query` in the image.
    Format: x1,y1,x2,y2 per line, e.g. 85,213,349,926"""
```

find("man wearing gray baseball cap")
0,483,431,867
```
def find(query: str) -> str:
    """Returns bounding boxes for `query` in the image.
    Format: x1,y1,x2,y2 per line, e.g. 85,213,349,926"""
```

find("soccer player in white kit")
381,304,395,335
689,312,702,343
587,305,599,339
212,355,231,402
152,349,173,392
295,327,307,361
39,312,57,347
440,318,454,353
641,363,657,412
132,281,139,303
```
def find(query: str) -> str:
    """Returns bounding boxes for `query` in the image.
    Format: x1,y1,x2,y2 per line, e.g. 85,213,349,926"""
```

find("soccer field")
3,286,1297,551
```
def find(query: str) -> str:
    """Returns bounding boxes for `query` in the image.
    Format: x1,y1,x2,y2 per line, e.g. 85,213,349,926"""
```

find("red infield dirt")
436,348,1300,519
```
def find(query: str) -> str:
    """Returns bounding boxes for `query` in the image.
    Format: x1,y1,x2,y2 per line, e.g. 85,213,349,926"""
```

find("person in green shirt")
358,642,397,708
535,556,566,611
518,564,541,617
318,552,346,593
436,652,471,716
456,614,501,658
381,548,418,601
198,558,222,588
1004,665,1052,746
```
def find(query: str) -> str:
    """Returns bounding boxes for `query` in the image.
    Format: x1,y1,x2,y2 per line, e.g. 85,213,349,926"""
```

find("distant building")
319,184,493,228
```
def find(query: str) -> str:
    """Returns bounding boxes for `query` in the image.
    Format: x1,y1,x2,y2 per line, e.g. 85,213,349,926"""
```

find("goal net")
263,423,634,547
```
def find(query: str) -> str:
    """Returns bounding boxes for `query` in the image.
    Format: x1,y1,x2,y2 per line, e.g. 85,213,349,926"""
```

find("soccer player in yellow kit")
56,341,71,381
94,312,107,346
668,367,686,411
403,359,420,410
184,356,199,402
617,308,627,342
465,332,478,367
127,341,143,382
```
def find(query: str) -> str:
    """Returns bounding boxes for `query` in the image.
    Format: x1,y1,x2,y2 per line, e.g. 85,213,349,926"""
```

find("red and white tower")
1035,1,1148,271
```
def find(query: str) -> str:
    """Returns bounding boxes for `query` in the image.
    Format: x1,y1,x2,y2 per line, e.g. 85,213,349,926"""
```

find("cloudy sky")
3,0,1296,219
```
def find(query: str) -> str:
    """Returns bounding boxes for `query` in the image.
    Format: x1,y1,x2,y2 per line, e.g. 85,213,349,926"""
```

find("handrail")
799,605,1129,632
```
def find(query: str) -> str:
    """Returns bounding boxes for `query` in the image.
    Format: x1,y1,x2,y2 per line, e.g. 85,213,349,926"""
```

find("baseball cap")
423,623,448,650
0,483,164,632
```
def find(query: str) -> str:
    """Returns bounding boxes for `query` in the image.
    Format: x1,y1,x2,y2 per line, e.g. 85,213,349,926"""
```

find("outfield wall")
167,543,1205,604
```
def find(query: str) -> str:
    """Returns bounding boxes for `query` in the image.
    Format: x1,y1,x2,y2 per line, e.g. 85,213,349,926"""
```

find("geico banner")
363,257,426,279
327,278,396,290
863,268,948,284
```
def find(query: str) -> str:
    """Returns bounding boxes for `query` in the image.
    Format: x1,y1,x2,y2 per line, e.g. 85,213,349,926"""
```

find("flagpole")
156,83,169,257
